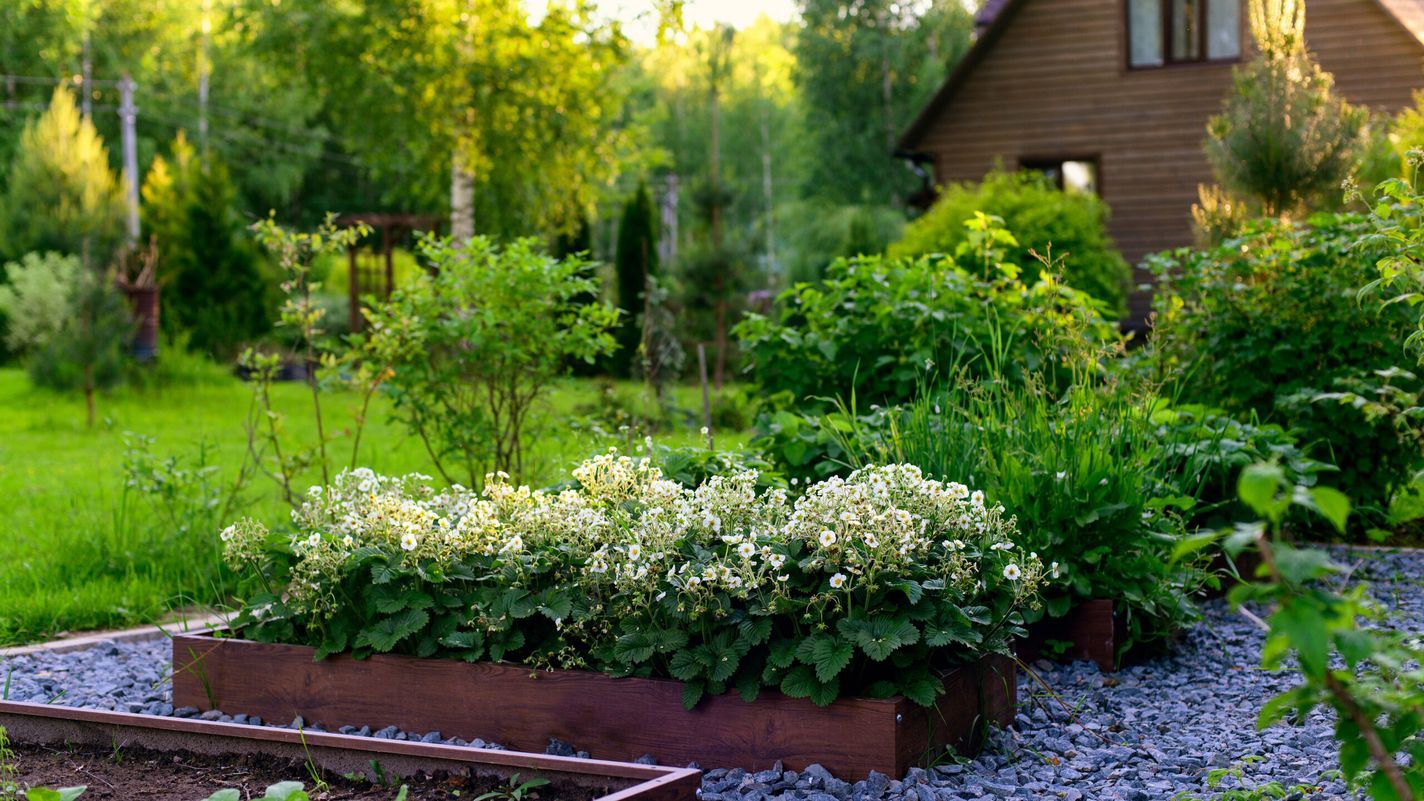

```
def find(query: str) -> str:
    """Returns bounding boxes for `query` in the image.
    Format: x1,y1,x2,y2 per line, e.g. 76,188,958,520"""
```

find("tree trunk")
84,367,95,428
451,157,475,243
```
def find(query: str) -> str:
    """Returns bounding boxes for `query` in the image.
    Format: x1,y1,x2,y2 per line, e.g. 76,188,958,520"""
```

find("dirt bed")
12,743,601,801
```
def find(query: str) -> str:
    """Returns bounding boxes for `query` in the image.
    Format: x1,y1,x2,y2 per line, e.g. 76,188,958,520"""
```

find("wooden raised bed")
0,700,701,801
172,630,1017,780
1015,599,1116,672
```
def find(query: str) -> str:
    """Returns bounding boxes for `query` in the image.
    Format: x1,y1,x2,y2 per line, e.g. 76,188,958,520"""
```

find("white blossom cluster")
222,451,1044,617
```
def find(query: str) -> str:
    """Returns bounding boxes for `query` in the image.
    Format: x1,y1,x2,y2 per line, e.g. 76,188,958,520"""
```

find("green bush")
360,236,620,488
890,170,1131,316
1147,213,1421,526
736,215,1115,420
0,252,132,426
819,342,1211,658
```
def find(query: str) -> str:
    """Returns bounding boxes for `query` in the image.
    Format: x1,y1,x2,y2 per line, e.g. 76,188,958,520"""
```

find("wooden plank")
0,700,700,801
1016,599,1117,671
172,631,1014,780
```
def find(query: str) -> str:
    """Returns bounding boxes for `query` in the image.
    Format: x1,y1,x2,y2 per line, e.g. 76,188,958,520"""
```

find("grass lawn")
0,365,746,647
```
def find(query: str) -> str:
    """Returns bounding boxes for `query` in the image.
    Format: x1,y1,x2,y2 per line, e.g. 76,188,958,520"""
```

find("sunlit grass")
0,366,745,646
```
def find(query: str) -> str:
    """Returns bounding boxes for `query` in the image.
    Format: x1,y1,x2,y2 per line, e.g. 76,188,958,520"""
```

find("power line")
0,73,123,88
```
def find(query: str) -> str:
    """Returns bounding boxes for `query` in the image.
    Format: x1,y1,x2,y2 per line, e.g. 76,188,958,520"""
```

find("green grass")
0,365,746,646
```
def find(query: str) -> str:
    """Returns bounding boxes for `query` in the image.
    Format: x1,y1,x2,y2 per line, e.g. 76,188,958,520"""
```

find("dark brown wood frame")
0,700,702,801
171,630,1018,780
1015,599,1117,671
1124,0,1244,70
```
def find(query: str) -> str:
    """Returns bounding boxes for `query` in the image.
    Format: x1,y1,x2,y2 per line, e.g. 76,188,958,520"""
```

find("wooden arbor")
335,213,441,333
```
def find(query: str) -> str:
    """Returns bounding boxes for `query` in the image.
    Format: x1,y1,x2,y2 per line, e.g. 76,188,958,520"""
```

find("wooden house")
898,0,1424,321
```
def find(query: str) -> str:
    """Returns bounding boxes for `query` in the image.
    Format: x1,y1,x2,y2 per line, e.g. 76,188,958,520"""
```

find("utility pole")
198,0,210,153
81,32,92,118
118,74,140,243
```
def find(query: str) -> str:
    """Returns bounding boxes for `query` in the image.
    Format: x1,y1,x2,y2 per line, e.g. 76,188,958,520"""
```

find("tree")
614,181,659,377
243,0,630,240
142,133,271,357
1204,0,1364,217
795,0,973,207
0,252,132,426
0,86,127,266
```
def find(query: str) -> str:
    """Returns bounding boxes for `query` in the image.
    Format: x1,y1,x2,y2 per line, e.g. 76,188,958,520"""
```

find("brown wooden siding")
911,0,1424,322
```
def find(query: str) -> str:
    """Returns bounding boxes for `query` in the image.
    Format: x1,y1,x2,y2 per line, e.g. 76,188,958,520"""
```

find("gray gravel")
4,546,1420,801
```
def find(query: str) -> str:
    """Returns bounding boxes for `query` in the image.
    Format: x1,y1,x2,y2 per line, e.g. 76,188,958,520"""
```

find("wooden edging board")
172,629,1017,780
1015,599,1116,672
0,700,701,801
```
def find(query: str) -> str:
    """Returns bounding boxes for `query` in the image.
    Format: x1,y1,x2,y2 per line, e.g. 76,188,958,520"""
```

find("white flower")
1050,562,1061,579
970,490,985,508
768,553,787,569
777,573,791,582
818,529,837,547
341,535,355,549
991,542,1013,551
219,525,235,543
590,558,609,574
501,534,524,554
829,572,848,589
627,543,643,561
400,532,418,551
737,542,756,559
1003,563,1021,581
305,533,321,549
1055,471,1067,481
700,426,710,436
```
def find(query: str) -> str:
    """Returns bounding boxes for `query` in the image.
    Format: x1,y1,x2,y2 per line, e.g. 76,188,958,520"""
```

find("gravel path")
4,547,1420,801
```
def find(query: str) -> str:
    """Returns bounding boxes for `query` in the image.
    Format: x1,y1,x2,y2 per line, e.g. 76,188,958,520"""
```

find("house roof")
898,0,1424,151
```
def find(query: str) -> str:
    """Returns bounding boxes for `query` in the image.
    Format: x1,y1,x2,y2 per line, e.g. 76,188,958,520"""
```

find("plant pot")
1015,599,1116,671
171,630,1017,780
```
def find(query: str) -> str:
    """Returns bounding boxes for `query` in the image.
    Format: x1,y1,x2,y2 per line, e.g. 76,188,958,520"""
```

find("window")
1021,158,1099,196
1128,0,1240,68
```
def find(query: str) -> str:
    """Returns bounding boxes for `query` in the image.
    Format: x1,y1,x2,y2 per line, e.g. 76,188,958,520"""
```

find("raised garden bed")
1015,599,1116,671
0,700,699,801
171,630,1017,780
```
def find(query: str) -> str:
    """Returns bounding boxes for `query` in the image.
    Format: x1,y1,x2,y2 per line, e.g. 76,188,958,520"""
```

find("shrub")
0,251,132,426
736,215,1115,419
775,201,907,285
142,134,272,358
1147,214,1421,525
224,455,1046,708
0,86,127,266
823,341,1208,658
1204,1,1363,218
890,170,1131,315
361,236,620,487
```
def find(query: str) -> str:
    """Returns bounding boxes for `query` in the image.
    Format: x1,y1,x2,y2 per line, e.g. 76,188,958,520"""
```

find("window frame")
1124,0,1242,70
1018,156,1102,196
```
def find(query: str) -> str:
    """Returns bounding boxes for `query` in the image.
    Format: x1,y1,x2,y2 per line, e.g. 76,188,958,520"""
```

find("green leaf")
1307,486,1351,533
796,634,854,683
767,638,798,669
899,672,942,707
355,608,430,653
681,680,706,710
261,784,307,801
668,650,704,681
537,590,573,621
1238,463,1285,521
203,792,241,801
614,632,655,665
842,617,920,661
779,665,818,699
